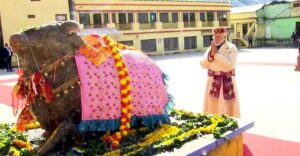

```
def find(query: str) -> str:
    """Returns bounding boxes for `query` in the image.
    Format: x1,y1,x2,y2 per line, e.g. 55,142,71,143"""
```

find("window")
296,22,300,36
160,13,168,22
207,12,214,21
150,13,156,23
141,39,157,52
172,13,178,22
183,13,195,22
119,40,134,46
55,14,67,21
183,13,189,22
183,13,196,27
93,14,102,25
293,2,300,7
27,14,35,18
103,13,109,24
118,13,133,24
190,13,195,22
118,13,127,24
242,23,248,35
164,37,178,51
79,13,90,26
217,11,227,21
112,13,116,23
203,35,212,47
128,13,133,23
138,13,148,23
184,36,197,49
200,13,205,21
231,24,235,33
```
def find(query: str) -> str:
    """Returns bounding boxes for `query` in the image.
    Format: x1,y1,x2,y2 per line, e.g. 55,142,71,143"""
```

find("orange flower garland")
12,139,32,151
103,36,132,149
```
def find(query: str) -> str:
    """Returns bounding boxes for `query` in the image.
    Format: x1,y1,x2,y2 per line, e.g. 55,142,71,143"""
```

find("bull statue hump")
9,21,172,155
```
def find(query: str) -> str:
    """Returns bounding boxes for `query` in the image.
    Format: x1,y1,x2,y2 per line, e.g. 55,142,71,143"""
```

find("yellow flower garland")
102,36,133,149
103,115,225,156
104,115,226,156
159,115,223,147
139,124,179,147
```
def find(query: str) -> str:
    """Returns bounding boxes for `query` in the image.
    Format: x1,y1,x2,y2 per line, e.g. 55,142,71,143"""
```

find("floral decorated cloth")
75,50,170,132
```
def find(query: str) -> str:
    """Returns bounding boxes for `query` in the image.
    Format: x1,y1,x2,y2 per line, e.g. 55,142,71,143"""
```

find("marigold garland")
101,109,239,156
139,124,179,147
12,139,32,151
104,36,133,149
0,123,31,156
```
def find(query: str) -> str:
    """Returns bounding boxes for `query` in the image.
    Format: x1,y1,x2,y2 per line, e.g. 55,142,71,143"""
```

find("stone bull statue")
9,21,172,155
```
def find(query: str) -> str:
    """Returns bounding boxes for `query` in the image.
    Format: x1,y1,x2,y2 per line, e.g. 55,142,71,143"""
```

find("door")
150,13,156,23
0,12,3,48
265,24,271,39
242,23,248,36
296,22,300,36
0,12,3,69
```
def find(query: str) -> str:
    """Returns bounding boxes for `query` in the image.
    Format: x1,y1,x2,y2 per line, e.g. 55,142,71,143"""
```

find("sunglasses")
213,28,226,33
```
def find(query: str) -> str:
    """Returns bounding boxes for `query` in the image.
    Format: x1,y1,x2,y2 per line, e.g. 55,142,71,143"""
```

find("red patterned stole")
208,69,235,101
12,71,55,131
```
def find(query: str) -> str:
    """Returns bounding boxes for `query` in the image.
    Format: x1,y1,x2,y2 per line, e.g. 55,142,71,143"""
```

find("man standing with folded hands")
200,27,240,118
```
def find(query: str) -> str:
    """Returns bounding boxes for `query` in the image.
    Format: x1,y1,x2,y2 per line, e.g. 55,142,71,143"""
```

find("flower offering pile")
0,109,238,156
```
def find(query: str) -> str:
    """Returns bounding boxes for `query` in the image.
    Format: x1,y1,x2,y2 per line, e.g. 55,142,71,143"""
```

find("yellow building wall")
75,0,231,54
291,1,300,17
256,24,265,38
230,12,257,39
75,0,231,12
116,30,205,55
0,0,70,44
229,11,264,47
230,12,257,20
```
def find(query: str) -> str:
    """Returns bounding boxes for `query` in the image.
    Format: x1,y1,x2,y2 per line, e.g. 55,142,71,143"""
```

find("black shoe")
10,69,14,72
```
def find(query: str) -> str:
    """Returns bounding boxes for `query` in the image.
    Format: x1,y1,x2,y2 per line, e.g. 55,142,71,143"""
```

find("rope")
21,32,41,72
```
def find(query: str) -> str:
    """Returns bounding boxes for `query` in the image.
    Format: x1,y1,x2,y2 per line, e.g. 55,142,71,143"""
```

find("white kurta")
200,41,240,118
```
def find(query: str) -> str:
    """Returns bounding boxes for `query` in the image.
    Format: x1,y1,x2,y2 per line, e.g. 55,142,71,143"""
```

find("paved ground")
0,69,18,123
152,47,300,143
1,47,300,143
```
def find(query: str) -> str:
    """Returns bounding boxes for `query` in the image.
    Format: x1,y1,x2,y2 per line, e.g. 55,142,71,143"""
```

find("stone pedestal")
180,120,254,156
295,56,300,71
295,41,300,71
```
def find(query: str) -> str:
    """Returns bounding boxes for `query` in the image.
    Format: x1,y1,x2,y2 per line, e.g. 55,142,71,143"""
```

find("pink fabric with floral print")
75,50,168,121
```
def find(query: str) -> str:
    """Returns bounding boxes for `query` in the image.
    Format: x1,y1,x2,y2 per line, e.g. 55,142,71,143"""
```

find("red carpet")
238,62,295,66
0,83,14,106
243,133,300,156
0,77,17,106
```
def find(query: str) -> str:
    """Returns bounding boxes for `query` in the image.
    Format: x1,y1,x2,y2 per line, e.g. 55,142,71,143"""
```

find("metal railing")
219,21,228,26
162,22,178,29
115,23,132,30
184,22,196,28
83,24,107,28
202,21,214,27
139,23,156,30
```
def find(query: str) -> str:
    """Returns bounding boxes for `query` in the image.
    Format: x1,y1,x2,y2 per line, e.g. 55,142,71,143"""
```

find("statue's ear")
59,21,81,35
10,34,25,54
